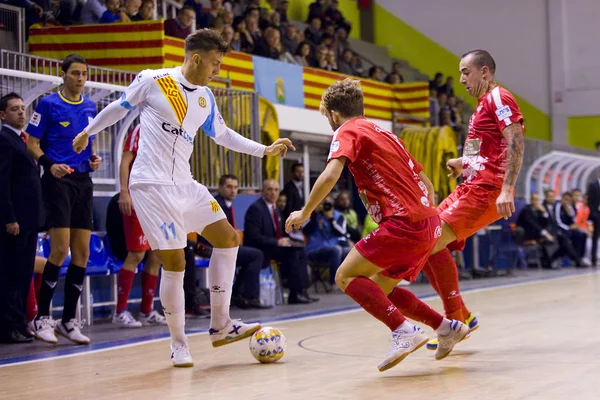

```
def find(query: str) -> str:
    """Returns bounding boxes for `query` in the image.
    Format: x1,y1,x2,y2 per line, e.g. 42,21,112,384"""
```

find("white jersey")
119,67,231,186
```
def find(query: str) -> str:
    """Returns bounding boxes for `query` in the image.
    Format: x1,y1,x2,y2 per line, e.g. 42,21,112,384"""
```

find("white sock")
435,318,452,335
396,320,415,332
159,270,187,346
208,247,238,330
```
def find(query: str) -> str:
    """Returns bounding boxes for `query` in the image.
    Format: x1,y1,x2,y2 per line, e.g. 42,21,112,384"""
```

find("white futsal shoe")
55,318,90,345
112,310,142,328
378,324,429,372
209,319,261,348
171,342,194,367
435,320,469,360
32,316,58,344
139,310,168,326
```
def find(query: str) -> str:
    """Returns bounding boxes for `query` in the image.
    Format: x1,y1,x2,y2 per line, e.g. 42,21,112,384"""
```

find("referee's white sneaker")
55,318,90,345
209,319,261,348
32,316,58,344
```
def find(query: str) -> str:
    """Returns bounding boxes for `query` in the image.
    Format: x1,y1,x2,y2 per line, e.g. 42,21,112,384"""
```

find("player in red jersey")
423,50,525,350
113,125,167,327
286,79,469,372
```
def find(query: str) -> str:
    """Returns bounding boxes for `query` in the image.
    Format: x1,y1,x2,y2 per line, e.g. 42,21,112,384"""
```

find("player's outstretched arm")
73,100,131,153
285,157,346,233
497,123,524,219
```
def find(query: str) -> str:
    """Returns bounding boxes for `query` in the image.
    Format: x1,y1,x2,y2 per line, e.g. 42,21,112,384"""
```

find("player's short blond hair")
319,78,364,118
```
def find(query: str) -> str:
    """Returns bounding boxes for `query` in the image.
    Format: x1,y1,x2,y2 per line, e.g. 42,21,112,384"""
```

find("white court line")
1,270,597,368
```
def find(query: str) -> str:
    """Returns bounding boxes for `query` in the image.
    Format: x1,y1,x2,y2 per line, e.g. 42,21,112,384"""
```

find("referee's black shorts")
41,172,93,230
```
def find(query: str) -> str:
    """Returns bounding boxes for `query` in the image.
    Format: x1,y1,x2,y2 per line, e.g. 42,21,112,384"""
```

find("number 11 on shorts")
160,221,177,240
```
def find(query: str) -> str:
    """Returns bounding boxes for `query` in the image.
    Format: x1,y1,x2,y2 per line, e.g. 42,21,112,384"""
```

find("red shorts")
438,184,502,251
355,214,442,281
123,209,151,252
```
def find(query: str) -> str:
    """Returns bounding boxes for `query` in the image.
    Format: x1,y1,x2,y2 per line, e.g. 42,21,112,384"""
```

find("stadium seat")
87,233,110,275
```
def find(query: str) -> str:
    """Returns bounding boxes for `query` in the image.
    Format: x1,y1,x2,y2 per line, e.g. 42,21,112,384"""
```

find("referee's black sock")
37,261,62,318
62,263,86,323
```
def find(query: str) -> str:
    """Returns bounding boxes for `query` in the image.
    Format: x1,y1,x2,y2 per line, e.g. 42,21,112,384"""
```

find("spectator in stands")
429,88,439,126
516,193,555,269
233,16,255,53
439,76,455,97
313,45,329,69
337,48,356,76
183,0,203,28
253,26,282,59
276,0,288,23
350,53,364,76
333,26,350,60
164,6,195,39
556,191,588,261
307,0,326,23
121,0,141,21
325,0,350,32
269,10,283,34
222,24,240,50
98,0,127,23
335,190,361,243
245,13,261,41
222,10,234,25
294,41,312,66
80,0,105,24
304,16,323,47
131,0,154,21
204,175,269,309
209,16,225,35
430,72,443,91
0,93,43,343
282,163,305,220
281,24,299,54
587,172,600,266
244,179,316,304
543,190,586,267
385,72,403,84
197,0,225,29
325,49,338,71
303,196,351,285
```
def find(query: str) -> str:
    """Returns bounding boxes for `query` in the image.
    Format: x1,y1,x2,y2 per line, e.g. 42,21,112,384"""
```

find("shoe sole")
211,324,262,348
173,361,194,368
426,324,479,350
55,329,90,345
435,328,469,361
378,337,429,372
34,334,58,345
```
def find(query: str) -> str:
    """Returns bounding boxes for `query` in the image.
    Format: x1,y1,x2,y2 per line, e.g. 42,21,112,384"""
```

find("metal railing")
0,4,25,53
0,50,138,86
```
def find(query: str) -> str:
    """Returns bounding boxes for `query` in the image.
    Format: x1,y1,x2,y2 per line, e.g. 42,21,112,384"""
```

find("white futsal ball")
249,327,286,363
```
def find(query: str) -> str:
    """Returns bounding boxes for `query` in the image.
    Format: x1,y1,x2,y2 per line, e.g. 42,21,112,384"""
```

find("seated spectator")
337,48,356,76
269,10,283,33
439,76,455,97
244,179,317,304
325,49,338,71
335,190,361,242
80,0,105,24
197,0,224,29
276,0,288,23
294,41,312,66
221,10,234,25
543,190,586,267
516,193,556,269
333,26,350,60
385,72,403,84
98,0,126,23
209,16,225,35
233,16,255,53
131,0,154,21
325,0,351,32
253,26,282,60
312,45,328,69
122,0,141,21
307,0,326,23
281,24,299,54
350,54,364,76
429,88,440,126
164,6,195,39
184,0,204,28
430,72,443,91
304,16,323,46
222,24,240,51
303,196,351,284
556,191,588,261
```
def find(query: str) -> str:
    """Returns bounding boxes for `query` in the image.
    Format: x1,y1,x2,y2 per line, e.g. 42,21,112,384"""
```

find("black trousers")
260,246,309,296
0,230,37,334
232,246,264,300
590,213,600,265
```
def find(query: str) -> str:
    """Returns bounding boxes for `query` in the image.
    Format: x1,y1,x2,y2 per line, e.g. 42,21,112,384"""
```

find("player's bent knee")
126,251,146,265
49,246,69,265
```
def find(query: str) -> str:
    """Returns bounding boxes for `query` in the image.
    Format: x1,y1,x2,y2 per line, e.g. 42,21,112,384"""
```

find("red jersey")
327,117,438,224
463,85,523,189
123,125,141,173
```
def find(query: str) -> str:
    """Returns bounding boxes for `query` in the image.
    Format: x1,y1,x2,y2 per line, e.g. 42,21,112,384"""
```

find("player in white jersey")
72,29,295,367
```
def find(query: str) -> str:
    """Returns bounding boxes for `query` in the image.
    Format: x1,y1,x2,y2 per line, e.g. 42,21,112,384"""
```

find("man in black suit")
0,93,44,343
282,163,305,220
244,179,317,304
210,174,268,309
516,193,555,268
587,173,600,266
543,189,584,267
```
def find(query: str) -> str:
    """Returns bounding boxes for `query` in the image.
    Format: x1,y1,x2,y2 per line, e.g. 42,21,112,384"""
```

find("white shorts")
129,182,226,250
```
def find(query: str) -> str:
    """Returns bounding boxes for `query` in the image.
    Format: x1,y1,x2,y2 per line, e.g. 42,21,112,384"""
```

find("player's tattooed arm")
501,122,524,191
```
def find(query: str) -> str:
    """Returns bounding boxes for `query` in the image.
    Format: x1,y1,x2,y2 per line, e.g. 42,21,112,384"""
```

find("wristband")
38,154,55,169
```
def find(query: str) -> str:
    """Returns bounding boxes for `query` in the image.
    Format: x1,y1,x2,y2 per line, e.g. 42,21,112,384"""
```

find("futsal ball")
249,327,286,363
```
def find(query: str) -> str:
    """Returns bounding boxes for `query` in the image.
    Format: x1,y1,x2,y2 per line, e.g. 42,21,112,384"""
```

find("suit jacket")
244,198,283,253
517,204,550,241
282,180,304,219
587,180,600,218
214,194,234,227
0,126,44,232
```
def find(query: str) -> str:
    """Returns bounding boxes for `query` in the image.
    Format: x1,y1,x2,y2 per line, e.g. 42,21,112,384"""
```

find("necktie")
20,132,28,144
272,205,282,239
229,205,236,229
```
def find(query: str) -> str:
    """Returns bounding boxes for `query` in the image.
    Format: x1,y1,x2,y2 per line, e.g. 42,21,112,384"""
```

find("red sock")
140,271,158,314
388,287,443,329
117,268,135,313
26,278,38,322
344,276,406,331
424,249,465,321
34,274,43,301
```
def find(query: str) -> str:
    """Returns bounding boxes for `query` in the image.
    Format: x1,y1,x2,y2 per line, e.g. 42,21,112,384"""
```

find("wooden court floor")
2,272,600,400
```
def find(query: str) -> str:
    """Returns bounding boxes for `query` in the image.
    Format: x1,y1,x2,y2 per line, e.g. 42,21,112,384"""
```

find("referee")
26,54,102,345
